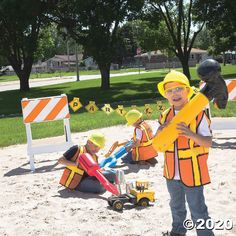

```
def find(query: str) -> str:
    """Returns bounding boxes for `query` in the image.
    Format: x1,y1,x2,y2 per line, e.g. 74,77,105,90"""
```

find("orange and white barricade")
21,94,73,171
225,79,236,101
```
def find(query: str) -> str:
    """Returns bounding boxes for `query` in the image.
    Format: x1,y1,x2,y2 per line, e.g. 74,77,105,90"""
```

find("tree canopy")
53,0,144,90
194,0,236,56
147,0,207,79
0,0,235,90
0,0,54,91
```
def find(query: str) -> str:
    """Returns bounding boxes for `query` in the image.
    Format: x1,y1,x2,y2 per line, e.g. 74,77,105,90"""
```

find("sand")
0,121,236,236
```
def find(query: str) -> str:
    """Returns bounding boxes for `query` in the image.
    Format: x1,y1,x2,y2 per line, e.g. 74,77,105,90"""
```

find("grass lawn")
1,64,236,82
0,65,236,147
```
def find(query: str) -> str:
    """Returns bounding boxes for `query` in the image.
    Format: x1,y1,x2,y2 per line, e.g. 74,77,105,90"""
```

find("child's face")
86,140,101,155
164,82,190,110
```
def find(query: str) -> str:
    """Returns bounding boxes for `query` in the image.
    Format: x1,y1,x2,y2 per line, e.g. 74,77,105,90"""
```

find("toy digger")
108,170,155,211
99,140,133,168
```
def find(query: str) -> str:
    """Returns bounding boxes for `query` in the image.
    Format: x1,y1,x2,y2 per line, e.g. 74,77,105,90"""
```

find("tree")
35,24,83,63
148,0,207,79
113,20,173,66
193,26,212,50
0,55,8,68
54,0,144,90
194,0,236,64
0,0,54,91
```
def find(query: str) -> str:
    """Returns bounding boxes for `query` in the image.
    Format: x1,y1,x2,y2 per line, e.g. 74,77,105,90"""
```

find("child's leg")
121,152,137,164
76,176,105,194
166,179,187,235
145,157,158,165
185,186,214,236
102,169,117,183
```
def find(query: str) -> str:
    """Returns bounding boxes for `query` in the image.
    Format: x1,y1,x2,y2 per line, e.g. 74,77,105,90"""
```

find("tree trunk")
16,68,32,91
99,63,111,90
14,67,31,91
223,52,226,66
179,55,191,79
10,59,33,91
19,76,30,91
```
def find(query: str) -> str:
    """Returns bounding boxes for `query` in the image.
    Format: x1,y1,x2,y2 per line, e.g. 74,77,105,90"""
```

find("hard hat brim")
157,81,194,99
89,139,105,149
126,112,143,126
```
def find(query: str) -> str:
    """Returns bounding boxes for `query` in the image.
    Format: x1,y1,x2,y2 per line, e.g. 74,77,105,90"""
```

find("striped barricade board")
21,94,73,171
226,79,236,101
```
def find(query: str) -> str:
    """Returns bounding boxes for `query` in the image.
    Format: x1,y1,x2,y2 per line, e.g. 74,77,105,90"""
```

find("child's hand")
176,122,194,138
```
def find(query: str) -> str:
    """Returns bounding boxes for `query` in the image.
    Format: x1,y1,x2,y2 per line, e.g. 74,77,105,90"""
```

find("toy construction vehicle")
108,179,155,211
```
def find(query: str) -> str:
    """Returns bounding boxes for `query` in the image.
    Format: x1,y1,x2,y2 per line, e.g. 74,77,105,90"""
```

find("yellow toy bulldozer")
108,179,155,211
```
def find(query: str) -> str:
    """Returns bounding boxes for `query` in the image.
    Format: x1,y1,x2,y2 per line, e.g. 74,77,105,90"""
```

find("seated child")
122,109,158,165
58,133,116,194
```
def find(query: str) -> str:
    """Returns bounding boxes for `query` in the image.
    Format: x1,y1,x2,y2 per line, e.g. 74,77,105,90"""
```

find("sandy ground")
0,121,236,236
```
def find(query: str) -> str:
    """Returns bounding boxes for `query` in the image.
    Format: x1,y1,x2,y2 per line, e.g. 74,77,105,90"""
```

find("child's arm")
126,128,142,152
131,139,141,148
126,139,141,152
58,145,79,167
176,122,212,147
155,121,169,136
58,156,78,167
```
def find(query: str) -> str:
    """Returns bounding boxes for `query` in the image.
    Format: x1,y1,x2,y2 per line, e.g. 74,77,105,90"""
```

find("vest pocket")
179,158,194,186
59,168,71,187
59,167,83,190
164,152,175,179
69,173,83,190
197,154,210,185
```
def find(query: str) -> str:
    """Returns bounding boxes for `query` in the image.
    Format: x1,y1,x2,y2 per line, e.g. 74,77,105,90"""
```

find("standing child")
122,109,158,165
156,70,214,236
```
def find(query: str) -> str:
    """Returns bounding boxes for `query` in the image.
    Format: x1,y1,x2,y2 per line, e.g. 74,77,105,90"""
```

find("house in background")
32,54,83,72
189,48,209,62
81,57,118,70
134,48,209,70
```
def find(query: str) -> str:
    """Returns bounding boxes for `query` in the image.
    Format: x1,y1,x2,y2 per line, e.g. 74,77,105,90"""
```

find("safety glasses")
165,86,187,96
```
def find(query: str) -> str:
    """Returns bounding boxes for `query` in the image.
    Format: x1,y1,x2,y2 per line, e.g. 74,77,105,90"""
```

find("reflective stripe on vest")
132,121,158,161
160,106,211,187
59,146,98,190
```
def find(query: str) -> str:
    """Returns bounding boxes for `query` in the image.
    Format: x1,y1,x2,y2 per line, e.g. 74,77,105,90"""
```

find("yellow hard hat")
88,133,105,149
157,70,194,98
125,110,143,126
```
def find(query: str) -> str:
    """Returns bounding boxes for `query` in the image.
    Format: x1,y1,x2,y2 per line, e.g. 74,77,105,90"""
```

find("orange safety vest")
59,146,98,190
132,121,158,161
159,106,211,187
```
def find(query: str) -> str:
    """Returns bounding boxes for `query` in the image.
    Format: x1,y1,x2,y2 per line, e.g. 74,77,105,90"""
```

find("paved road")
211,117,236,130
0,71,149,92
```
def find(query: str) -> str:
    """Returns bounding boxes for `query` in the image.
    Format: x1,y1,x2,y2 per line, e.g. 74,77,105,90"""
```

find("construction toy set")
108,179,155,211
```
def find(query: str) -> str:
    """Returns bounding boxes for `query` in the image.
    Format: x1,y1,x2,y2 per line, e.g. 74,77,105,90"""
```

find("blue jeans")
76,169,116,194
121,152,135,163
166,179,214,236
